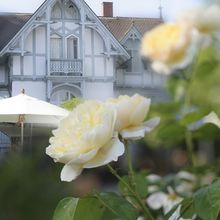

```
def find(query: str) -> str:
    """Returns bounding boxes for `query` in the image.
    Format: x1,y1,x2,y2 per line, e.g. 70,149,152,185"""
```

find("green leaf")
73,197,105,220
133,173,148,198
157,123,186,144
194,179,220,220
53,197,78,220
96,192,138,220
118,173,148,199
53,197,105,220
180,197,195,219
180,110,209,127
189,57,220,108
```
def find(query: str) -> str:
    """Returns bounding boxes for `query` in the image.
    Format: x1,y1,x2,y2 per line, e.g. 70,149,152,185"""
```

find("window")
126,49,141,73
126,50,132,72
64,2,80,20
50,90,75,105
51,3,62,19
50,34,62,59
67,36,78,59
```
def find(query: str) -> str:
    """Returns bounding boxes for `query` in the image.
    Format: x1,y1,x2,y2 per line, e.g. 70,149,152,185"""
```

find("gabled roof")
99,16,162,42
0,13,31,51
0,0,162,57
0,0,129,58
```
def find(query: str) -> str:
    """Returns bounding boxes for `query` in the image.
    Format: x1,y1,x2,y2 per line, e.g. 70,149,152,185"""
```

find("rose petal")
120,126,146,140
60,164,83,182
84,137,124,168
129,95,151,125
46,146,76,164
146,192,168,210
120,117,160,140
188,111,220,131
68,148,99,165
142,117,160,132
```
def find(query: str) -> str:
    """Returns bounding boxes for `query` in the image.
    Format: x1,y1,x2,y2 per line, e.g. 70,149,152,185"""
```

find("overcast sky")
0,0,204,21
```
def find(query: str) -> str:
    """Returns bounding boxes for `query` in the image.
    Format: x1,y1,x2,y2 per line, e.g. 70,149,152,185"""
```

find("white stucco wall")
94,57,104,77
36,57,46,75
36,27,46,54
23,56,33,75
84,28,112,79
106,57,114,77
12,81,46,100
84,82,113,100
12,56,21,75
24,32,33,53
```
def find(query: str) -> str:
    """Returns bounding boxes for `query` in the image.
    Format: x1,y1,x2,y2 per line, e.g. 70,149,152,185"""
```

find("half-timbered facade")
0,0,167,105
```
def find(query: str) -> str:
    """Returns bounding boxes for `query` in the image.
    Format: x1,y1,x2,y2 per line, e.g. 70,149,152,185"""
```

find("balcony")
50,59,82,76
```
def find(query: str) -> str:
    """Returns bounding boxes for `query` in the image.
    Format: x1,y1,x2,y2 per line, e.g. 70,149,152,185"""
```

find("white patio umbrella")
0,90,69,146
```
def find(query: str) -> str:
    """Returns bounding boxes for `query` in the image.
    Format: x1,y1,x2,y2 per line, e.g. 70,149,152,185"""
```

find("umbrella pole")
21,121,24,149
17,114,25,151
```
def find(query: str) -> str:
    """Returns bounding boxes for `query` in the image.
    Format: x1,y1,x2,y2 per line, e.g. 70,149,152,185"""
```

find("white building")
0,0,167,105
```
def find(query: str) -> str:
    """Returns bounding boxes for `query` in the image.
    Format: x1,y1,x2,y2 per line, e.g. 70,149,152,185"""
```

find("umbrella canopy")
0,92,69,145
0,93,69,125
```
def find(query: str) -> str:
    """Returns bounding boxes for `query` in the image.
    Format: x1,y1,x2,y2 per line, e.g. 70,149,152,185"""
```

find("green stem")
185,130,196,167
107,164,154,220
183,63,197,167
124,140,136,190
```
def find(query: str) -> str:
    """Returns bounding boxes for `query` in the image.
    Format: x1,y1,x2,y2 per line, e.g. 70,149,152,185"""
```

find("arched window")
50,34,62,59
50,90,75,105
50,84,82,105
67,36,78,59
51,2,62,19
64,2,80,20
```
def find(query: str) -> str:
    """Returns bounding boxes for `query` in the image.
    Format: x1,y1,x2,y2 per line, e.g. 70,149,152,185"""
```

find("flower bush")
47,3,220,220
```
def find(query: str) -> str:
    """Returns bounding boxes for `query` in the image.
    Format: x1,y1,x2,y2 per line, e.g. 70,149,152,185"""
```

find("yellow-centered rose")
141,4,220,74
46,100,124,182
141,23,196,74
107,94,160,140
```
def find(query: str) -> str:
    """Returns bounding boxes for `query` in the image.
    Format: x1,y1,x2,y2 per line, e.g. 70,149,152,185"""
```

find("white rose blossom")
146,190,195,220
46,100,124,182
106,94,160,140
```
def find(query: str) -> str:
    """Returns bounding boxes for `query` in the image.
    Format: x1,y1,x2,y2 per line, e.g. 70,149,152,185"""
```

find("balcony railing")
50,59,82,76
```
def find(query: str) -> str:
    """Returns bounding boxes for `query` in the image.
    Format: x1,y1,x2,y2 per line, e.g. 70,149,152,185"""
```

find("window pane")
64,3,80,19
126,50,132,72
51,3,62,19
50,37,61,59
67,37,78,59
132,50,141,72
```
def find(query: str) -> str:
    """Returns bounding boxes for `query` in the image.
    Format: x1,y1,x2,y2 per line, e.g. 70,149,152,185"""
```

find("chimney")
103,2,113,17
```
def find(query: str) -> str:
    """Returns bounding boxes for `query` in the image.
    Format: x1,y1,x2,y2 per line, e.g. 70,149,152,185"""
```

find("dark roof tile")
0,13,31,51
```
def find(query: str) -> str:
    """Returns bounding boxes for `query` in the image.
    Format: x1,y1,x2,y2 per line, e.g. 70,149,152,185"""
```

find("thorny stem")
107,164,154,220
